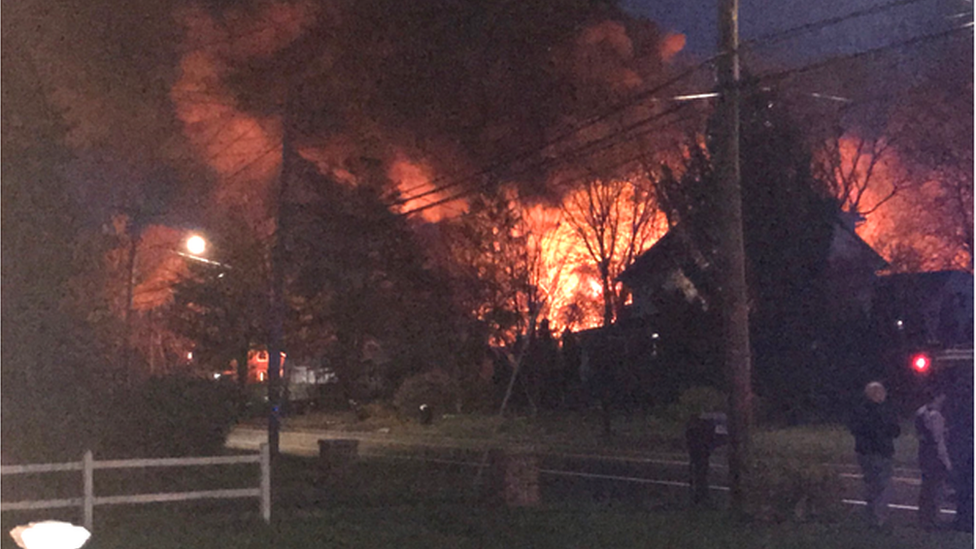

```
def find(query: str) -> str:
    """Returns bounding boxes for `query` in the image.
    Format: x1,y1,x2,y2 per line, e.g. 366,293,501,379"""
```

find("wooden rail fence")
0,444,270,531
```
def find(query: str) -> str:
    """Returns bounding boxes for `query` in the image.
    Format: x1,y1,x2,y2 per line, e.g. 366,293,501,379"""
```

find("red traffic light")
911,353,931,373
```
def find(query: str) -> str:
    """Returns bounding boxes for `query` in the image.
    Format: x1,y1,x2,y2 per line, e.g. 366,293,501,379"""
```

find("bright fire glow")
389,152,467,222
832,135,971,271
171,3,317,225
518,177,668,333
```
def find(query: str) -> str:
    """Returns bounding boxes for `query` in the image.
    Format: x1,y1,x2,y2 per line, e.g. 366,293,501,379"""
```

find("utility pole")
267,93,294,460
121,221,140,388
716,0,753,509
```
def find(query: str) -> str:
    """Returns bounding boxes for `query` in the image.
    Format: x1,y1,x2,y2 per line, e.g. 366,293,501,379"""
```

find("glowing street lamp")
123,230,212,381
185,234,207,256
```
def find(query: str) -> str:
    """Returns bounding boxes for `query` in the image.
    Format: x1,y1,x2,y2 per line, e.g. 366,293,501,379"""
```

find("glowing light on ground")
9,521,90,549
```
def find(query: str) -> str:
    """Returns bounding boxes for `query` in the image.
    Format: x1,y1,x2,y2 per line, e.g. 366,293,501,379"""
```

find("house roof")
621,210,889,291
828,216,889,274
617,231,681,288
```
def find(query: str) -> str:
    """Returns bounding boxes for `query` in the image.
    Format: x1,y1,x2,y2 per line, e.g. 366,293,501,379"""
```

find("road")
227,426,955,521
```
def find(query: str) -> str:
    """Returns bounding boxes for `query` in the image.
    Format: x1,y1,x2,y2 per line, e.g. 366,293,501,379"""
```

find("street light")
178,234,230,269
123,229,215,382
186,234,207,256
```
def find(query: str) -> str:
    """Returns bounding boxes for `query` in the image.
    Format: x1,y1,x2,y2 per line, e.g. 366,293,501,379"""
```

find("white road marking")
538,468,730,491
842,499,957,515
369,452,958,516
839,473,921,486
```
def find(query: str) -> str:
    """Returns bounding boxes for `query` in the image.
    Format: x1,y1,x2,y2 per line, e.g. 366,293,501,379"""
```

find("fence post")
83,451,94,532
259,443,271,523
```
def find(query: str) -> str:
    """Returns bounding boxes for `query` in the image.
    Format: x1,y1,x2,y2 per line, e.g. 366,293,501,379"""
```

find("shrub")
96,376,239,458
667,386,727,423
393,370,459,421
743,456,845,523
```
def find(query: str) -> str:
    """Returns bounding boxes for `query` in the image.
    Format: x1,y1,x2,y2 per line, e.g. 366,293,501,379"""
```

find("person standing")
850,381,901,528
915,389,952,530
685,412,728,506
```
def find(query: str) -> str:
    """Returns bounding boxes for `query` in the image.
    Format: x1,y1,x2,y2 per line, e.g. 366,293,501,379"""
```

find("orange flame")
520,178,668,333
832,135,970,271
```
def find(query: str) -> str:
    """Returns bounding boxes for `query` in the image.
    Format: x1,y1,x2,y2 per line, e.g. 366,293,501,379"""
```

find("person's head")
922,386,947,410
864,381,887,404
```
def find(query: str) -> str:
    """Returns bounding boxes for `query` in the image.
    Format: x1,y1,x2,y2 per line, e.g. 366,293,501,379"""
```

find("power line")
741,0,930,50
400,22,972,221
398,105,700,219
392,0,946,209
219,145,280,183
392,60,717,207
756,23,973,83
397,104,695,217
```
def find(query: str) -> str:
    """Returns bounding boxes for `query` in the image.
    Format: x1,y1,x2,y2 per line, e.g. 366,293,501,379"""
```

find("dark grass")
279,411,919,467
5,502,971,549
3,454,971,549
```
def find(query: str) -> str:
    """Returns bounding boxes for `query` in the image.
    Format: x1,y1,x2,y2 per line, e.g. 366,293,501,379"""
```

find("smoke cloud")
169,0,689,220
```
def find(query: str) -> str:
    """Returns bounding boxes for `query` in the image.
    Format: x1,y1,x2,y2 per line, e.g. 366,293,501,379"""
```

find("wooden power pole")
716,0,753,509
267,94,294,460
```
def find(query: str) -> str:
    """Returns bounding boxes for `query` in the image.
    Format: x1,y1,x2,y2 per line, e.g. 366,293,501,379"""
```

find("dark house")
611,211,890,422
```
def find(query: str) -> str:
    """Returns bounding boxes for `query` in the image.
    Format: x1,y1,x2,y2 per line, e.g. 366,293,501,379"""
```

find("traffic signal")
911,353,932,374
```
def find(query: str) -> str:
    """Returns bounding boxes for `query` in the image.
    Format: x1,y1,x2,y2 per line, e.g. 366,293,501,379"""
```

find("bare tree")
560,174,666,327
887,80,974,271
815,134,906,216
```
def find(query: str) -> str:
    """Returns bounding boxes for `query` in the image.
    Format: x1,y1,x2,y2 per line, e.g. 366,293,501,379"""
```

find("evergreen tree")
286,164,466,403
167,212,271,386
659,81,839,423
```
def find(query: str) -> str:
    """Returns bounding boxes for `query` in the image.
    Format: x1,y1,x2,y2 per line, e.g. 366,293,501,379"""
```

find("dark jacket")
850,400,901,458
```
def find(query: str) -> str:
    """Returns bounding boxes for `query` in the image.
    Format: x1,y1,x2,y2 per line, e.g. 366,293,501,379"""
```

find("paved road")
228,426,955,521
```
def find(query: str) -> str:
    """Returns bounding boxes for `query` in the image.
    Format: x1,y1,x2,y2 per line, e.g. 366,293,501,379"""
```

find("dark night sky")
623,0,966,59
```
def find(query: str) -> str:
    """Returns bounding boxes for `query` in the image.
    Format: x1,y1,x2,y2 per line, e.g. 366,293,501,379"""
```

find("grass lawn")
1,455,967,549
279,410,921,468
275,409,691,457
752,421,919,469
29,506,974,549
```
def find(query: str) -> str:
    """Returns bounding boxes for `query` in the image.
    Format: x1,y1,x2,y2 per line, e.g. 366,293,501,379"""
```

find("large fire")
444,176,669,336
529,178,669,333
831,135,972,272
164,0,967,351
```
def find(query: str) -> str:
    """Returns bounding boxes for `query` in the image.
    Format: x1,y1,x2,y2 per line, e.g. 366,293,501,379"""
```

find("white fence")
0,444,270,531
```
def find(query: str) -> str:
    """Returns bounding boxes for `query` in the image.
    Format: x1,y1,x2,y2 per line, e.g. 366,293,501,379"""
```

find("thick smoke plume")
170,0,690,221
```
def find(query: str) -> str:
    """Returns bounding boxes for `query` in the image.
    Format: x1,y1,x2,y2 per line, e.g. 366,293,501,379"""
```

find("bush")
743,456,845,522
95,376,239,458
667,386,727,423
393,370,459,421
